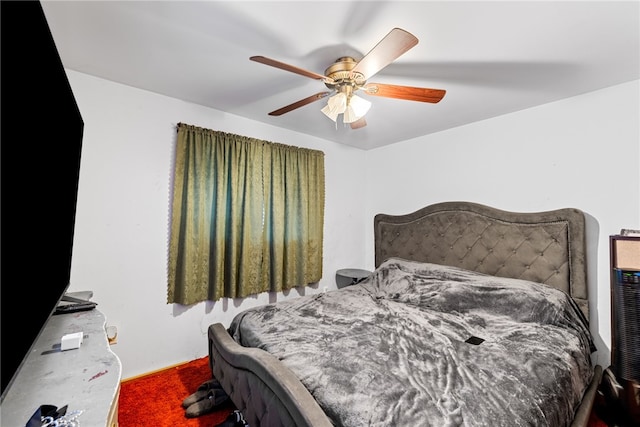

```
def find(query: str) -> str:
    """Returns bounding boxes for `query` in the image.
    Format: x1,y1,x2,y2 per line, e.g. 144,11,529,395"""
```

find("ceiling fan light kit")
251,28,446,130
321,86,372,124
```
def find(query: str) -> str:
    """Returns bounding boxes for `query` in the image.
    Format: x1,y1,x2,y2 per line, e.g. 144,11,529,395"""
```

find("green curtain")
168,124,325,305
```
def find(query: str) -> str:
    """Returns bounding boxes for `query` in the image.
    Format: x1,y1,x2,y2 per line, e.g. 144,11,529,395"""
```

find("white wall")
363,80,640,368
65,71,369,379
67,70,638,379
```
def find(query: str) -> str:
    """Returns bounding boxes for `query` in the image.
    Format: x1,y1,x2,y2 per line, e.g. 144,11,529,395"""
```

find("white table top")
1,308,121,426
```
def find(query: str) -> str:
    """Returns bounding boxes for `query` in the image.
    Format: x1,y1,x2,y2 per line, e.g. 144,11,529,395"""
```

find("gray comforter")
228,258,595,427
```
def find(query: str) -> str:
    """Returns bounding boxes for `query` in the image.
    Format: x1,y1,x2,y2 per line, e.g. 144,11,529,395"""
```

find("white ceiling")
41,1,639,150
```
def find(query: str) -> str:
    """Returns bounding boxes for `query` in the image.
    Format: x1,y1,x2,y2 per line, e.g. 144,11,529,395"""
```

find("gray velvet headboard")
374,201,589,318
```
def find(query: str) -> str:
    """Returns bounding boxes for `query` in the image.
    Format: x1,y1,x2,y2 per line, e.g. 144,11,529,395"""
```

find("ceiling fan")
250,28,446,129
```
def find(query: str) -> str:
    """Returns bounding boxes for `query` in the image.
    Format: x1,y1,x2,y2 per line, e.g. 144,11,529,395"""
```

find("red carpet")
589,410,610,427
118,356,234,426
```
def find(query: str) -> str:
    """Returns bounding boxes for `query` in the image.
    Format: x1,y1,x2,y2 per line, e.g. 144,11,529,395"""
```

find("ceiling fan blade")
350,117,367,129
268,92,331,116
351,28,418,80
251,56,334,83
362,83,446,103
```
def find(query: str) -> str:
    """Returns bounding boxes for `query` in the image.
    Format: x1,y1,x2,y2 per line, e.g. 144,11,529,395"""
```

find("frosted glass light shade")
343,94,371,123
321,92,347,121
321,92,371,123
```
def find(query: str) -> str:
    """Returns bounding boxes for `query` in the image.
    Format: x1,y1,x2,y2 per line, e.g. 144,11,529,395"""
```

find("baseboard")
120,356,208,383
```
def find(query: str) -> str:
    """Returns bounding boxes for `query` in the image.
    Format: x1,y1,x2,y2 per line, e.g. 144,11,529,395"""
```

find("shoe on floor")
185,389,230,418
181,389,209,409
215,410,246,427
197,378,223,392
182,378,224,408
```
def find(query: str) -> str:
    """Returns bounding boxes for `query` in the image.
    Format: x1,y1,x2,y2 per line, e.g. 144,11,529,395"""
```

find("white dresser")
1,308,122,426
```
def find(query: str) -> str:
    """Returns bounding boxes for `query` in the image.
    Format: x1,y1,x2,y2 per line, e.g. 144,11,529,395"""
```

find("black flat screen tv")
1,0,84,400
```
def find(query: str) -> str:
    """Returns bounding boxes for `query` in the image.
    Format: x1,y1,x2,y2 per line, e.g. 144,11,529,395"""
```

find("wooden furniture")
0,308,122,426
208,201,602,427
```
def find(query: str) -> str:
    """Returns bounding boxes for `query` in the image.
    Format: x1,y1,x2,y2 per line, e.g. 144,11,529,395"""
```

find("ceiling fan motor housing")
324,57,366,92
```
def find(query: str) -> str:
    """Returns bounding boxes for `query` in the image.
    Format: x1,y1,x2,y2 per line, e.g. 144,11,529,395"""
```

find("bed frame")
208,201,603,427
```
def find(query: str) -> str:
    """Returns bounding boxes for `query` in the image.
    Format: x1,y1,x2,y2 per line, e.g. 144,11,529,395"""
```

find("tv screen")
1,0,84,399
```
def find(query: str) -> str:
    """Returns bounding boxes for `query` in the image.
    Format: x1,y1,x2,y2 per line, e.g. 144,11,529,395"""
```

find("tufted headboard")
374,201,589,318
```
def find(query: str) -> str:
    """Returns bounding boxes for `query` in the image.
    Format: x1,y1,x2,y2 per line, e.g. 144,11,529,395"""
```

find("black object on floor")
182,378,224,408
184,389,230,418
215,409,249,427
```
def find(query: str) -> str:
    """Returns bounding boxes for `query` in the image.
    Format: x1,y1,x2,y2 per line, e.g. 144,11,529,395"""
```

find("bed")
208,201,603,426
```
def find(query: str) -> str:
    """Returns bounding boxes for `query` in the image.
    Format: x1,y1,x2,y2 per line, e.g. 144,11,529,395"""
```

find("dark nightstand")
335,268,372,289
